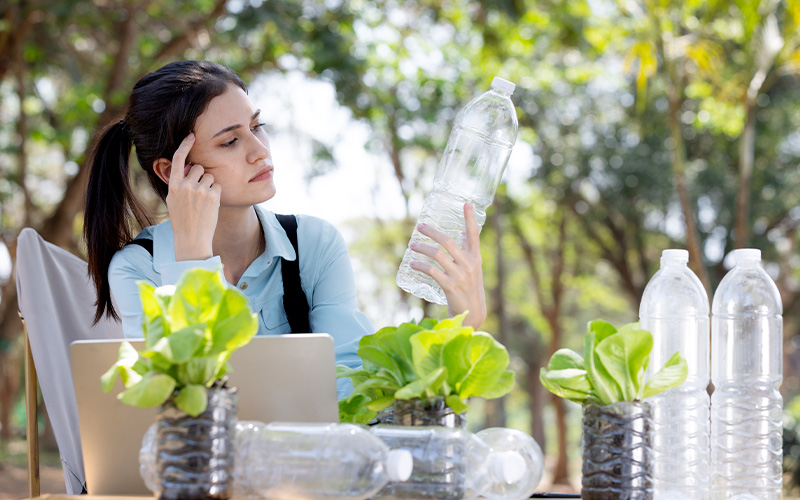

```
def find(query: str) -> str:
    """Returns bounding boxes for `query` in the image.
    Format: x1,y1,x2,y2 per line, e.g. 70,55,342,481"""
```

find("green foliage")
101,268,258,417
337,313,515,423
540,320,688,405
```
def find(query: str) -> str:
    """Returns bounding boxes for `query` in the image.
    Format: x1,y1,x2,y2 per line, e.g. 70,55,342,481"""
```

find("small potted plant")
337,312,515,427
101,268,258,500
337,313,515,500
540,320,688,500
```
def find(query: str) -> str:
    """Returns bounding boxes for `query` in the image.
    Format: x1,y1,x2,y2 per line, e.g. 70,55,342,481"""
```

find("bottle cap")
661,249,689,265
489,450,526,484
733,248,761,264
491,77,516,95
386,449,413,482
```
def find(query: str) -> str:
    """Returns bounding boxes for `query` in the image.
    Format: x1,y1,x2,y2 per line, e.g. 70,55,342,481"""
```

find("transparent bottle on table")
638,249,710,500
140,421,413,500
711,249,783,500
396,76,518,305
369,425,538,500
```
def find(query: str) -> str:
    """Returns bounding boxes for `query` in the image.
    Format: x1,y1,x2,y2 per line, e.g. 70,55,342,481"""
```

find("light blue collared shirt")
108,206,372,396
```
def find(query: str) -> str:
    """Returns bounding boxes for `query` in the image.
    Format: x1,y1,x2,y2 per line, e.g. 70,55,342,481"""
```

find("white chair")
15,228,123,496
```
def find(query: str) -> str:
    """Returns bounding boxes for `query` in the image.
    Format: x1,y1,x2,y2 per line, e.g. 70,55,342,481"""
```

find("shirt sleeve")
299,217,374,394
108,244,222,339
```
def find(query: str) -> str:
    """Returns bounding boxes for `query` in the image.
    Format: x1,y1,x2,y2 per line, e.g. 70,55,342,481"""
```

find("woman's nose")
248,134,270,164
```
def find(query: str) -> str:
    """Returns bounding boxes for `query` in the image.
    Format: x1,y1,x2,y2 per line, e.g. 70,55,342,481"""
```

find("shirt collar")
150,205,297,275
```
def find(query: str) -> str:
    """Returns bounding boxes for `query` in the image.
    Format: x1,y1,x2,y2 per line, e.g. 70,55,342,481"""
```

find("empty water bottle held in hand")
711,249,783,500
639,249,710,500
397,77,518,305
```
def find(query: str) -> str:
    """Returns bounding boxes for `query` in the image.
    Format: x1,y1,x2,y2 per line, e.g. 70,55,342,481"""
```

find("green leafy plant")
101,268,258,417
539,320,688,405
337,313,515,423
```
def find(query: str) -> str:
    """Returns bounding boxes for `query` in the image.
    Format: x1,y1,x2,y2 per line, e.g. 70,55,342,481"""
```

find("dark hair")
84,60,246,323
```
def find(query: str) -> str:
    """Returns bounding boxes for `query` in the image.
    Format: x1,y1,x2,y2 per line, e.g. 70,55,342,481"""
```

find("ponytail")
83,60,247,323
84,119,151,323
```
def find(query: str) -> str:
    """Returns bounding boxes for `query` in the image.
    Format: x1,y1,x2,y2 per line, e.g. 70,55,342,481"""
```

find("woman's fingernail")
410,242,419,249
418,223,427,230
187,133,195,140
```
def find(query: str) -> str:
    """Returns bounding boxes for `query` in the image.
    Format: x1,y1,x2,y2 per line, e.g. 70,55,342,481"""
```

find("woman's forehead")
194,85,257,137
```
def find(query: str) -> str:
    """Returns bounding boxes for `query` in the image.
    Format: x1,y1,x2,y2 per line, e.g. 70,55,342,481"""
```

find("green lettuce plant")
539,320,688,405
337,313,515,423
101,268,258,417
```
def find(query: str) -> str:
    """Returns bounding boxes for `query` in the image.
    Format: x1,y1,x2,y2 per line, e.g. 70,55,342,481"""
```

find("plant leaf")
643,351,688,399
445,394,470,414
546,348,585,371
595,329,652,400
444,332,512,399
339,394,378,423
174,384,208,417
540,368,590,404
480,370,515,399
583,330,622,405
208,288,258,355
118,373,176,409
100,341,141,392
395,367,447,399
168,268,226,331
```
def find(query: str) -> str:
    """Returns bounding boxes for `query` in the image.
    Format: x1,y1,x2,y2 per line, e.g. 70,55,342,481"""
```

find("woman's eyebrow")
211,110,261,138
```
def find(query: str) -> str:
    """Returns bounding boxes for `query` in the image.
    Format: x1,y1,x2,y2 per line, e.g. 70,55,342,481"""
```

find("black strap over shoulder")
275,214,311,334
125,219,311,334
128,238,153,255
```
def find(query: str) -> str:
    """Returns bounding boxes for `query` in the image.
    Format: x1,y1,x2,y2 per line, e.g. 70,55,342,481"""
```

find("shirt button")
240,282,248,290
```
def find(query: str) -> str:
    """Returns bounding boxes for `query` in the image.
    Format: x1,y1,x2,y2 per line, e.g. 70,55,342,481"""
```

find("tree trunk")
526,330,546,453
667,93,711,295
735,99,756,249
485,203,507,428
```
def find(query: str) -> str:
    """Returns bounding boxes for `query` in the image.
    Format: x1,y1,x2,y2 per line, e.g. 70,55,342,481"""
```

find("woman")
84,60,487,391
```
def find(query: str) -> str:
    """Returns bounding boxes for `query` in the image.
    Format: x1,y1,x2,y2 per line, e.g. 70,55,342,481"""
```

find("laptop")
70,334,340,495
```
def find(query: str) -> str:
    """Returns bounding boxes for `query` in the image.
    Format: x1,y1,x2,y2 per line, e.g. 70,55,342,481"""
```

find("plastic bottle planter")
390,396,467,429
377,397,468,500
154,387,237,500
582,401,654,500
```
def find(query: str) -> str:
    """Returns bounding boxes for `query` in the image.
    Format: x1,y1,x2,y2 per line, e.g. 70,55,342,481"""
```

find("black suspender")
128,213,311,334
275,214,311,334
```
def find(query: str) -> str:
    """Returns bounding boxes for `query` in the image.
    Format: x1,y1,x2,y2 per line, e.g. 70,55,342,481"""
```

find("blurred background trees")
1,0,799,493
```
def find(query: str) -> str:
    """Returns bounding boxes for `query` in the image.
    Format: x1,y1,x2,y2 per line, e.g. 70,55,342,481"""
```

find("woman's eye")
251,122,266,132
222,137,238,147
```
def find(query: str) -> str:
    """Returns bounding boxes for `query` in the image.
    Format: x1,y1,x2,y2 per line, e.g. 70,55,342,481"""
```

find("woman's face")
186,83,275,207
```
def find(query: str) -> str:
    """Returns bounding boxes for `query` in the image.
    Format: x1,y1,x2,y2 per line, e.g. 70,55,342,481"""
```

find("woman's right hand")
166,133,221,261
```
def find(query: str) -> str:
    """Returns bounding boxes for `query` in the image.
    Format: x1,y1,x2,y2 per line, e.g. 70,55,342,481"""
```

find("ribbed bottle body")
710,250,782,500
639,251,710,500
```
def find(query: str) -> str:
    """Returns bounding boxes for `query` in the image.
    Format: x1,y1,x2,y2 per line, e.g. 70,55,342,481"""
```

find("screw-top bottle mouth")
660,249,689,267
386,449,413,482
488,450,526,484
491,77,516,95
732,248,761,264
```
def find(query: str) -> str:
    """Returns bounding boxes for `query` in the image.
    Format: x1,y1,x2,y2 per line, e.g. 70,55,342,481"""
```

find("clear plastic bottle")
140,421,413,500
711,249,783,500
638,249,710,500
396,77,518,304
244,422,413,500
369,425,530,500
475,428,544,500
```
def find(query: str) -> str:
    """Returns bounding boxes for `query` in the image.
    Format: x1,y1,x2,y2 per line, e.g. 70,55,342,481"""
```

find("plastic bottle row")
639,248,782,500
139,421,544,500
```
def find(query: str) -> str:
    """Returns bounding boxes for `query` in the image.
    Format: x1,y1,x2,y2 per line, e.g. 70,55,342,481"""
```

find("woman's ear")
152,158,172,185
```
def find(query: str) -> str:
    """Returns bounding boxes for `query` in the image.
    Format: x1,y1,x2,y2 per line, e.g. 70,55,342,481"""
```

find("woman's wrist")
173,235,213,261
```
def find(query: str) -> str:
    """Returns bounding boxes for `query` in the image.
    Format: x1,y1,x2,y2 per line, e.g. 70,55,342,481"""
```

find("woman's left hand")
409,202,487,329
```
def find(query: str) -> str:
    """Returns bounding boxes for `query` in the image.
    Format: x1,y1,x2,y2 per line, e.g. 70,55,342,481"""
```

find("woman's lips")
249,167,273,182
